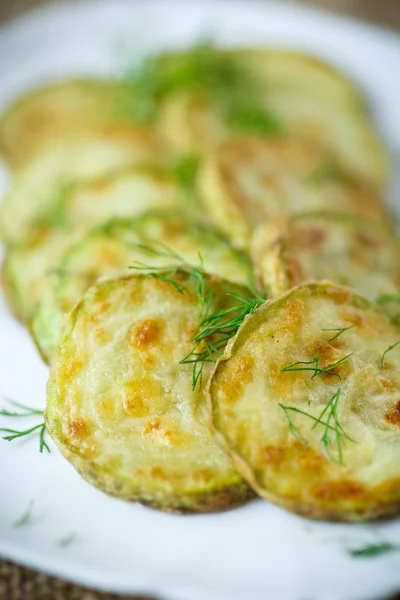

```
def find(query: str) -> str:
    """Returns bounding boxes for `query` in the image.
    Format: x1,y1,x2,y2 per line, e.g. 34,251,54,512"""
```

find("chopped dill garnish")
321,325,356,343
169,154,199,194
12,500,34,528
58,533,79,548
226,103,283,135
0,397,50,453
123,42,283,135
308,162,350,185
280,349,352,380
347,541,399,558
279,389,355,463
381,340,400,368
376,294,400,305
129,241,265,388
180,286,265,389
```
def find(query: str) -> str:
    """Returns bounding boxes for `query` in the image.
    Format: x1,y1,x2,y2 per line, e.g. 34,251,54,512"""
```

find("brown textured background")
0,1,399,599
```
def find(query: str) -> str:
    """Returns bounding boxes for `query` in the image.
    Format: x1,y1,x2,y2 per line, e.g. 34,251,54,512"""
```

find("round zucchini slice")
46,272,250,513
2,224,81,324
0,78,134,168
3,165,185,326
208,282,400,521
31,210,253,362
159,48,388,186
252,211,400,300
0,126,162,245
197,136,389,249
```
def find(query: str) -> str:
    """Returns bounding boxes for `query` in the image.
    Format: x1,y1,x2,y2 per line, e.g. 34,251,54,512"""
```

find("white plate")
1,2,400,600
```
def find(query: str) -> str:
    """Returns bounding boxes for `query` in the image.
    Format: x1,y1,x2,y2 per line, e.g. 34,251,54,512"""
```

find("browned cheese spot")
67,418,91,440
312,479,366,502
285,257,304,287
284,297,305,330
292,226,327,250
215,355,254,405
122,378,163,418
130,317,164,349
356,231,381,249
385,400,400,426
379,377,398,393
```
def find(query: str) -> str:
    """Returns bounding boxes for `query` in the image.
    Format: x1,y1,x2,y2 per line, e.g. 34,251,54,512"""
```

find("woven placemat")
0,558,154,600
0,1,399,599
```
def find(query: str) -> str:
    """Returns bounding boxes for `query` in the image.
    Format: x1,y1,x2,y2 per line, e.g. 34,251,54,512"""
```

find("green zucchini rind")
208,282,400,521
31,210,253,362
197,136,389,249
0,126,163,245
46,271,250,513
252,211,400,300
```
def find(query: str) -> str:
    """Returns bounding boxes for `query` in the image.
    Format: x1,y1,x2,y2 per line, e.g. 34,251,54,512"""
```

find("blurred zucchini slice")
158,48,388,186
2,223,80,326
31,210,252,362
2,165,186,327
2,162,185,321
0,78,134,168
208,282,400,521
197,136,389,249
252,211,400,300
0,126,163,245
46,271,250,513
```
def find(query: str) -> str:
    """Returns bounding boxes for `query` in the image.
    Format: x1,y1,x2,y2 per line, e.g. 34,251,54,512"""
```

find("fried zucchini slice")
159,48,388,186
2,165,185,325
0,126,162,245
0,78,134,168
46,272,250,513
208,282,400,521
31,210,252,362
197,136,389,249
252,212,400,300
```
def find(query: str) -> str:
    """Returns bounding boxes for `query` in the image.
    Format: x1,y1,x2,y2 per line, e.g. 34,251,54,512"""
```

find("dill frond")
321,324,356,343
0,397,50,453
280,389,355,463
280,349,352,380
381,340,400,368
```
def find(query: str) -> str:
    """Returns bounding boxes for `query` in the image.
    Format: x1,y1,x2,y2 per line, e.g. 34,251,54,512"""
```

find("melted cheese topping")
46,272,249,513
198,136,387,249
209,283,400,520
252,212,400,301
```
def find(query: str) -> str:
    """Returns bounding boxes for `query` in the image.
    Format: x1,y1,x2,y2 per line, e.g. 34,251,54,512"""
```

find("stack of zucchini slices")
1,45,399,520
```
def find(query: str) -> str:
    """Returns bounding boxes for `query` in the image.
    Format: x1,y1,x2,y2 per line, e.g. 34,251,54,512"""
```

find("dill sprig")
347,541,399,558
123,42,283,135
180,287,265,389
376,294,400,305
129,242,265,388
279,389,355,463
0,397,50,453
308,162,350,185
321,325,356,343
381,340,400,368
280,349,352,380
12,500,34,528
